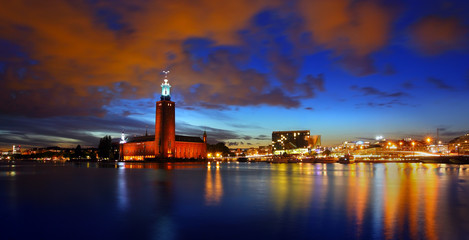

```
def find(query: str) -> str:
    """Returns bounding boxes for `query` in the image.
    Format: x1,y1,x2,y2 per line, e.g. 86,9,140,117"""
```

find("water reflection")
205,162,223,205
116,167,128,211
423,164,438,240
1,162,469,239
260,163,469,239
270,163,314,214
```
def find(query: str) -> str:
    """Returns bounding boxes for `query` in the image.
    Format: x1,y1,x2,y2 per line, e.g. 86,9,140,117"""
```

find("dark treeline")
207,142,231,156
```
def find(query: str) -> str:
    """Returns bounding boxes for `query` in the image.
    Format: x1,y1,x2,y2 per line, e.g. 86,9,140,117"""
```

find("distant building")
448,133,469,154
258,145,272,155
120,72,207,161
272,130,321,155
230,148,245,156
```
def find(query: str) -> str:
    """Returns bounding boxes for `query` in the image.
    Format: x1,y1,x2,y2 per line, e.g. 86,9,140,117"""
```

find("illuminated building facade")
272,130,321,155
121,72,207,161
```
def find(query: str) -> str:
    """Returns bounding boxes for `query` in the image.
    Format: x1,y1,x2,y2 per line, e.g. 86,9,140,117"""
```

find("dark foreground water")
1,162,469,240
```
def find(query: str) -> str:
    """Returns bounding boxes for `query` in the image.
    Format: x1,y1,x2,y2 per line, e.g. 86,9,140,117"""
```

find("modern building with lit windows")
120,72,207,161
272,130,321,155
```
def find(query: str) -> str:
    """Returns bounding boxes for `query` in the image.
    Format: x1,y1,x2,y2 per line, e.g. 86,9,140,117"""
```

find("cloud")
0,0,285,117
410,16,468,55
174,43,325,109
426,77,453,90
299,0,395,76
122,110,132,117
303,74,326,94
254,134,270,140
383,64,396,76
0,0,404,118
176,122,243,143
338,54,376,76
401,80,414,89
355,100,408,108
242,136,253,140
175,121,271,144
299,0,394,55
350,85,410,108
439,129,468,138
0,114,151,148
350,85,408,98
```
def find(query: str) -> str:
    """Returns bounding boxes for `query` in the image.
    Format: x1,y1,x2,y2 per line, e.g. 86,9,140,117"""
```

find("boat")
338,154,355,164
237,157,249,162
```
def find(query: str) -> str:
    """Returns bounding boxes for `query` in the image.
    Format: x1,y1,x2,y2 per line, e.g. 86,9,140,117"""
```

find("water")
1,162,469,240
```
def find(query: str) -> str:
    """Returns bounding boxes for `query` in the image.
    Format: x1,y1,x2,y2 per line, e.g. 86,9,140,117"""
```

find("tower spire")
161,70,171,101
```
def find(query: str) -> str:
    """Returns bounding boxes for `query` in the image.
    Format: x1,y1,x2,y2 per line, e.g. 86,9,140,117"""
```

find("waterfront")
1,162,469,239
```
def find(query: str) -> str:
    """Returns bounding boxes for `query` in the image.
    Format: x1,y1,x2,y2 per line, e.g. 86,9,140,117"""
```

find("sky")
0,0,468,150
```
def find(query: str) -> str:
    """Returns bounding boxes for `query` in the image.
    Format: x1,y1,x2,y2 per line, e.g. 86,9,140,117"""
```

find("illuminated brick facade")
175,135,207,159
122,140,155,161
120,72,207,161
155,100,176,158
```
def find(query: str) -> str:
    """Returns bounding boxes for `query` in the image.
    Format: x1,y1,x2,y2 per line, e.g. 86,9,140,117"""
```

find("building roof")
176,135,204,143
127,135,155,143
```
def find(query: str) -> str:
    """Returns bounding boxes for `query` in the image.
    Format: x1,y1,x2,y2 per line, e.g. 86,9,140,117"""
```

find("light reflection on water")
0,162,469,240
205,163,223,206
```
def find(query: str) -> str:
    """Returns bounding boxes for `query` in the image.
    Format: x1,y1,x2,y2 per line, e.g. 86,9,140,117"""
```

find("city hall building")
120,73,207,161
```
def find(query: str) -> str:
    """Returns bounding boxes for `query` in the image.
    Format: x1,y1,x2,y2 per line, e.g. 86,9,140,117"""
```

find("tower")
155,71,175,158
203,131,207,143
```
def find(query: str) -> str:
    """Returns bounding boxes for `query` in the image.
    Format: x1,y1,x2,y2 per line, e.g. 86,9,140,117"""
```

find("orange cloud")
410,16,468,55
0,0,400,116
298,0,395,56
298,0,395,76
0,0,281,117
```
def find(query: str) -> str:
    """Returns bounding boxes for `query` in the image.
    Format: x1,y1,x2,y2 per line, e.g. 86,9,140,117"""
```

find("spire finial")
163,70,170,79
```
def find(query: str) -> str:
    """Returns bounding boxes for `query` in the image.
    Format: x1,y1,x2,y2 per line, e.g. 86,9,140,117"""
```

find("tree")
207,142,231,156
323,149,331,157
98,135,112,160
74,145,83,159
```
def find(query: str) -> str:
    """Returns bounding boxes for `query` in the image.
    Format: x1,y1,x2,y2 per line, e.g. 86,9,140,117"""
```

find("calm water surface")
1,162,469,240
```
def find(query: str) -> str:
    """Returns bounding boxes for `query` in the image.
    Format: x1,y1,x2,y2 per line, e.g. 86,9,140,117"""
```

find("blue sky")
0,0,468,149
